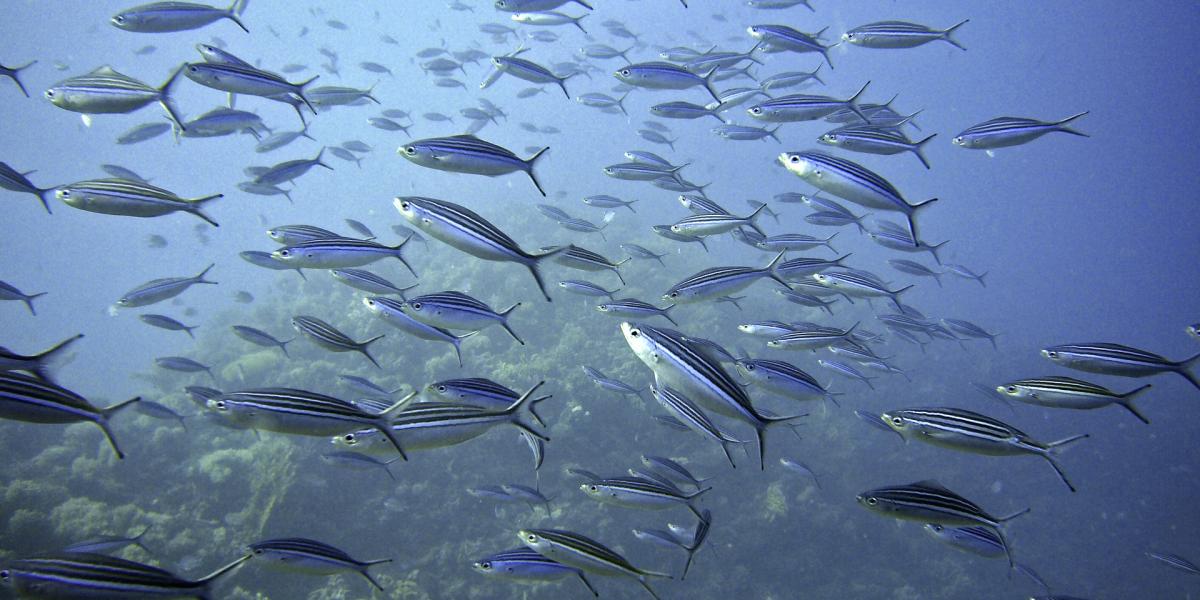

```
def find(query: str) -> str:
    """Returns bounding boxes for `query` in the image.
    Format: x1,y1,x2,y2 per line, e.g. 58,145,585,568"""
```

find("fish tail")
1054,111,1090,137
503,381,551,441
756,412,808,469
451,330,478,367
927,239,949,265
846,80,871,123
913,133,937,169
6,59,35,96
194,263,217,285
524,146,550,197
1176,352,1200,391
499,303,526,345
19,291,46,316
701,66,722,103
295,74,321,112
360,334,385,369
572,13,588,34
195,554,252,592
278,338,292,358
360,568,388,592
98,396,140,459
662,304,678,326
1040,453,1078,492
573,0,595,9
824,231,840,252
997,507,1031,523
617,90,630,116
158,64,189,132
183,326,195,340
35,187,53,214
528,246,566,301
942,19,970,50
391,236,418,277
188,194,223,227
905,197,938,248
32,333,83,383
1117,384,1152,424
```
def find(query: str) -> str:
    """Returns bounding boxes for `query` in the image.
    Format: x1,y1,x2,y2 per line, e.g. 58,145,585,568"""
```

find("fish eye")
846,33,854,39
746,364,755,370
1006,386,1017,393
114,15,125,23
188,66,198,72
480,561,491,570
343,433,357,444
825,134,837,141
750,107,762,115
526,534,537,542
788,155,800,163
620,69,630,77
953,136,963,144
400,201,410,210
279,250,290,257
629,329,639,337
1046,351,1058,359
589,485,598,492
890,416,903,426
412,302,422,310
403,146,416,155
253,548,263,555
669,292,678,298
59,189,69,198
929,524,942,532
0,569,9,580
45,89,55,97
215,400,226,410
866,497,878,506
436,385,446,392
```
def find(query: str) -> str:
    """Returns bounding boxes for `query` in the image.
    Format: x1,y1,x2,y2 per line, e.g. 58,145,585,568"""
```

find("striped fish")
641,455,709,491
842,20,969,50
557,216,609,239
651,384,744,467
1145,551,1200,575
817,358,877,389
472,547,597,596
997,376,1151,423
248,537,391,592
756,232,838,252
55,178,220,226
362,296,478,366
613,61,721,101
596,298,677,325
0,60,36,97
651,224,709,251
112,1,249,33
869,227,949,264
252,148,333,186
923,524,1008,559
941,318,999,349
858,480,1028,565
736,358,838,405
582,475,710,520
399,135,549,196
493,55,575,98
394,196,563,301
117,264,216,308
140,314,197,338
272,237,415,276
0,160,53,213
266,224,340,245
547,245,629,285
819,126,937,169
624,322,804,469
231,325,292,357
291,315,384,368
0,333,83,384
604,161,687,181
678,194,730,215
196,42,252,67
671,204,766,237
399,291,524,345
560,279,619,300
583,194,638,212
812,271,911,308
888,259,943,285
737,321,799,338
954,112,1089,150
519,528,671,599
44,65,187,130
211,388,414,457
330,269,416,297
1042,343,1200,392
747,24,834,68
185,62,319,111
64,525,152,555
767,322,858,351
0,372,139,459
334,381,548,455
779,151,936,246
1,552,248,598
664,251,789,303
582,366,643,398
239,250,306,280
882,407,1088,492
154,356,215,381
747,82,870,123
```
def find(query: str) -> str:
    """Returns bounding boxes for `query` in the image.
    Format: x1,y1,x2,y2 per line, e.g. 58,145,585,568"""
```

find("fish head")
613,66,636,84
746,25,764,40
880,411,909,433
425,381,454,401
996,383,1029,399
1040,347,1068,365
841,32,858,45
396,142,439,167
109,11,143,31
331,429,371,448
518,530,549,553
397,300,420,316
951,134,973,148
923,523,947,539
621,322,662,368
818,132,840,146
472,559,495,574
392,197,428,226
595,304,611,313
779,152,817,180
734,360,758,380
855,490,893,514
270,247,301,264
746,104,767,119
811,273,833,286
183,63,224,87
580,482,604,499
53,186,85,208
361,296,384,316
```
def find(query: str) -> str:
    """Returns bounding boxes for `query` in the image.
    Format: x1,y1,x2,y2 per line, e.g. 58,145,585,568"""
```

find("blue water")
1,1,1198,598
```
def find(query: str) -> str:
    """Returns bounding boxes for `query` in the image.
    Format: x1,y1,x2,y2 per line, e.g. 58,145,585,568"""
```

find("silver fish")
117,264,216,307
112,1,249,33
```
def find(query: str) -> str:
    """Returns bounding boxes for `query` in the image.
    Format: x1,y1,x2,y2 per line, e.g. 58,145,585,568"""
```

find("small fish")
155,356,216,381
1,552,248,597
1042,343,1200,392
63,525,153,554
291,315,384,368
842,20,970,50
55,178,220,226
322,451,400,481
614,62,721,101
996,377,1151,424
45,65,189,130
361,297,476,367
737,358,838,405
1145,551,1200,576
232,325,292,357
117,121,173,145
472,547,597,597
117,264,216,308
399,135,548,196
596,299,676,325
139,314,197,338
399,291,524,345
112,1,249,33
0,372,140,458
779,457,820,488
272,237,415,276
664,252,788,303
248,537,392,591
331,269,415,297
559,279,619,300
941,318,999,349
954,112,1089,150
519,529,670,599
185,62,319,112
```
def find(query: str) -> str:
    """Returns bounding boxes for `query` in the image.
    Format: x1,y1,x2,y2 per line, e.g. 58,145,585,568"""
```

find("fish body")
273,237,414,275
55,178,220,226
596,299,676,325
664,252,788,303
331,269,414,296
747,83,870,123
399,291,523,344
1042,343,1200,392
582,475,709,519
248,537,391,591
820,126,936,169
0,372,139,458
291,315,384,368
117,264,216,307
112,1,249,33
924,524,1007,559
614,62,721,101
361,297,478,366
232,325,291,357
393,196,562,301
747,24,833,67
996,376,1151,424
953,112,1089,149
184,62,318,111
519,529,669,598
399,135,548,196
44,65,188,130
493,56,574,98
118,121,173,145
0,552,248,599
736,358,836,404
473,547,597,596
843,20,969,50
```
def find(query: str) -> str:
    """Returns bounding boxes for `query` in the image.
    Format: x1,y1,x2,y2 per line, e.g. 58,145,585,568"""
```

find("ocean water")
1,1,1198,598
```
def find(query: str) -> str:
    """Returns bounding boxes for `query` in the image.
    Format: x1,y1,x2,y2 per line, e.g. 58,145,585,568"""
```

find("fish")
44,65,188,131
1041,343,1200,392
883,407,1088,492
953,112,1090,150
779,457,820,488
547,245,630,285
247,537,392,591
140,314,197,338
736,358,839,405
820,126,937,169
747,24,833,67
253,148,333,186
843,20,970,50
239,250,306,280
583,194,638,212
361,297,478,367
664,252,789,303
857,480,1029,565
0,161,55,213
155,356,215,381
941,318,999,349
945,263,988,287
399,291,524,345
596,299,677,325
266,224,341,245
582,475,710,520
63,525,153,554
779,151,936,246
0,60,36,97
0,552,249,598
559,280,619,300
232,325,292,357
339,375,403,399
620,243,667,265
747,83,871,123
393,196,563,301
811,271,911,308
272,237,415,276
117,264,216,307
581,366,643,398
519,528,671,599
493,55,576,98
330,269,416,297
398,135,549,196
817,358,877,389
111,1,249,33
760,66,824,90
0,334,82,384
55,178,220,226
0,281,47,316
473,547,598,597
624,322,803,469
671,205,766,237
291,315,384,368
756,233,839,252
117,121,173,145
0,371,140,459
614,62,721,102
651,100,724,122
256,127,314,153
996,377,1152,424
888,259,943,285
923,524,1009,559
777,255,852,280
184,62,319,112
1145,551,1200,576
766,323,859,352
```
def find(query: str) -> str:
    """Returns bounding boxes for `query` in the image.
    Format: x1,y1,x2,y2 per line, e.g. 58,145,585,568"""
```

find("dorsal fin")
90,65,121,76
912,479,952,493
